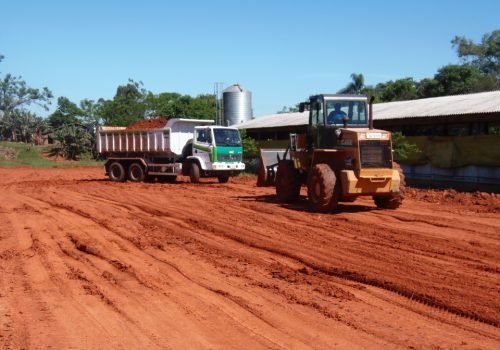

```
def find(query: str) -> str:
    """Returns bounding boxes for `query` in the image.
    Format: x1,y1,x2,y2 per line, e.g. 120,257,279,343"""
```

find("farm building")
237,91,500,192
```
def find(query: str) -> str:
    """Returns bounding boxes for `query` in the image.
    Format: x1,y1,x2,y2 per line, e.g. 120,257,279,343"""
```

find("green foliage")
0,141,101,168
0,109,47,143
79,99,100,125
277,104,299,113
338,73,365,94
0,73,53,116
239,129,259,160
145,92,215,120
376,78,418,102
97,79,148,126
0,55,53,144
52,124,93,160
351,30,499,103
452,30,499,76
48,96,82,129
392,131,421,161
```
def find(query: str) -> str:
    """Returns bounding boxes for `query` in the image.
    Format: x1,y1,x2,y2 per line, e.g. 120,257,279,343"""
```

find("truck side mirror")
299,103,305,113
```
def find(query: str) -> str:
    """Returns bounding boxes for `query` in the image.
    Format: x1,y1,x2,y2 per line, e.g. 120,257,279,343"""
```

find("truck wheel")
128,163,145,182
189,162,200,183
217,175,229,183
307,164,339,213
275,160,301,202
373,162,405,209
109,162,126,182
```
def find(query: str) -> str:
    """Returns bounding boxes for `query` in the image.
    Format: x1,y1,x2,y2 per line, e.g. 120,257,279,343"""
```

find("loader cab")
300,94,369,149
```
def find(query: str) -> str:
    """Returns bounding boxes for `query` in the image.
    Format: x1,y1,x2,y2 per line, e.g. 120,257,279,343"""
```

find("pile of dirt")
405,187,499,213
0,146,17,160
126,117,168,130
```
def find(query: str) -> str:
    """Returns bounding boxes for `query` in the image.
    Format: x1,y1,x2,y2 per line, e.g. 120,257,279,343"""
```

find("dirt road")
0,167,499,349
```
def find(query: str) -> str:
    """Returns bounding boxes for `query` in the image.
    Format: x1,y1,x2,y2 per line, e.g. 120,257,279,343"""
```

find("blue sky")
1,0,499,117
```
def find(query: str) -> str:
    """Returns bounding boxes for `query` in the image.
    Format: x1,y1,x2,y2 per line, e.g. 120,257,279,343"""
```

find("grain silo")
223,84,252,126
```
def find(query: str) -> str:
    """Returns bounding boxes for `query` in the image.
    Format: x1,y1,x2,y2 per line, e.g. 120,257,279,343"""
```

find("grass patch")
0,141,102,168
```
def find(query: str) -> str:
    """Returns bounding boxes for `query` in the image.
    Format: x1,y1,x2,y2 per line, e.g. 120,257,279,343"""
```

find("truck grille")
359,141,392,168
218,154,242,162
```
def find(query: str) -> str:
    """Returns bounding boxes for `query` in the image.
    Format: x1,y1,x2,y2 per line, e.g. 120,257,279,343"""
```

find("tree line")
1,30,498,159
339,30,499,101
278,30,499,113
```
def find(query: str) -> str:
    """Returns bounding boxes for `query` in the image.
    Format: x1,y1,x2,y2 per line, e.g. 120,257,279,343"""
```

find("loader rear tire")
189,162,200,183
109,162,126,182
275,160,301,202
307,164,339,213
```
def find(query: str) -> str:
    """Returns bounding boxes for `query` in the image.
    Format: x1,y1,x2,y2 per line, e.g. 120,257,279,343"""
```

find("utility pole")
214,82,224,125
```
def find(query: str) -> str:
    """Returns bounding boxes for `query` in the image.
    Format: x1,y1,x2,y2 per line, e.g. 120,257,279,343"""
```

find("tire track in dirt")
2,167,499,349
46,182,500,327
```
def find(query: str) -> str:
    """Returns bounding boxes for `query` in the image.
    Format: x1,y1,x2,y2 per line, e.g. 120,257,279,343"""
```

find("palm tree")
338,73,365,94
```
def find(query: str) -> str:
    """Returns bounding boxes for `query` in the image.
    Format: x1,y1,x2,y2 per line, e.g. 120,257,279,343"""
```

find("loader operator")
327,103,347,124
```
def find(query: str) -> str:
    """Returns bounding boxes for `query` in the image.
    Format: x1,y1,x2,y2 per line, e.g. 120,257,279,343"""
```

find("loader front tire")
307,164,339,213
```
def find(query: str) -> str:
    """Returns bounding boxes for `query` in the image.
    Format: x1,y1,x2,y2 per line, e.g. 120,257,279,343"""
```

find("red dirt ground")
0,167,499,349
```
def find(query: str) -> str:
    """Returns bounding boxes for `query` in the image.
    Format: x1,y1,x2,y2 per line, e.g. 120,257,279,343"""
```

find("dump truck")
96,118,245,183
258,94,404,212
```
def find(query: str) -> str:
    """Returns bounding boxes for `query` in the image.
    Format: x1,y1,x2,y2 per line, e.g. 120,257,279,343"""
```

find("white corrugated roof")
236,111,307,129
237,90,500,130
374,90,500,120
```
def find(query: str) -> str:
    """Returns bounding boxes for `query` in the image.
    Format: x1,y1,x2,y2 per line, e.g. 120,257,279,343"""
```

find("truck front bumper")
211,162,246,171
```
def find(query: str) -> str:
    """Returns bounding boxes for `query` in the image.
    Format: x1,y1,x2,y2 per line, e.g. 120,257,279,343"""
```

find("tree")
239,129,259,160
48,96,82,130
0,109,47,143
338,73,365,94
97,79,148,126
0,73,53,117
376,78,418,102
52,124,92,160
452,30,500,77
79,99,100,125
433,64,484,95
277,105,300,114
392,131,421,161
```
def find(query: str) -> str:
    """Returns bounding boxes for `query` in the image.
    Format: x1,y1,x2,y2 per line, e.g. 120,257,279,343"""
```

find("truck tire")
217,175,229,183
109,162,126,182
307,164,339,213
189,162,200,183
373,162,405,209
128,163,145,182
275,160,301,202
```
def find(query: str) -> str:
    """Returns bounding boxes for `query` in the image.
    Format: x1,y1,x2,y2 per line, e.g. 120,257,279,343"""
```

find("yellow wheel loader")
258,94,404,212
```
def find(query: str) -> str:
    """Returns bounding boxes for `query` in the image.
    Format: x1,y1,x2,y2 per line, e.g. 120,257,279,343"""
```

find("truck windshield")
213,128,241,147
325,100,367,126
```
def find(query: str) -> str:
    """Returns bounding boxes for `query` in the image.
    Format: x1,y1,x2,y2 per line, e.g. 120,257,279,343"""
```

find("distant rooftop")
237,90,500,130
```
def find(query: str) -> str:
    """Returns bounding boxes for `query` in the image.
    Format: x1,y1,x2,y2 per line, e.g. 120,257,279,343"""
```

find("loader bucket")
256,148,287,186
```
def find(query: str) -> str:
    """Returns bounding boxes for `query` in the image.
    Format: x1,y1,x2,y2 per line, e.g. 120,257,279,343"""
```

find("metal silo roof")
223,84,249,93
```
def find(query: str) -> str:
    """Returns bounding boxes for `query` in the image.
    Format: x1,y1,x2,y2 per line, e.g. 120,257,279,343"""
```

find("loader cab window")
325,100,368,126
310,100,324,126
309,99,324,148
